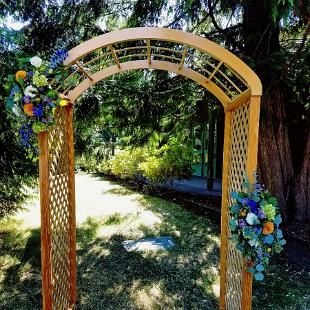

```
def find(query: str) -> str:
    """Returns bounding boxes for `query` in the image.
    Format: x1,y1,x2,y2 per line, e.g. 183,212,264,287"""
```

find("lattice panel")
48,108,71,310
225,101,250,310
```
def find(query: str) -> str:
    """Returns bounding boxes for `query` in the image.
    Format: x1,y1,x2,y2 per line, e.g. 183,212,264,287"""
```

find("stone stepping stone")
122,236,175,252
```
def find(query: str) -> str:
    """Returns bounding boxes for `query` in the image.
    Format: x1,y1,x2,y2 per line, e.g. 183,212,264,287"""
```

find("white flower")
30,56,43,68
12,105,22,116
24,85,38,98
246,212,258,225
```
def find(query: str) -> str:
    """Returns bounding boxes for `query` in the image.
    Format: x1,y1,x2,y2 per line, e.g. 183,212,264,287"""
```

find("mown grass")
0,177,309,309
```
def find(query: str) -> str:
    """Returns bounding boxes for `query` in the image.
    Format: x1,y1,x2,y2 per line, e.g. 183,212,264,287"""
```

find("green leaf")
268,197,278,207
253,195,260,202
55,74,62,82
32,122,47,133
5,97,14,111
7,74,14,82
229,219,237,231
230,204,240,214
18,57,30,63
47,90,58,98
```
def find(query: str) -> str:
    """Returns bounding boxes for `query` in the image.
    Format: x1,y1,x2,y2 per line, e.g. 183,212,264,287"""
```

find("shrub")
0,176,34,220
140,143,192,189
109,148,147,188
76,154,112,175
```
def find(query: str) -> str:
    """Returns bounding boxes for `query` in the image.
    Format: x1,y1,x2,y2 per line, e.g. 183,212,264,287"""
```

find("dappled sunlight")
130,281,181,310
1,173,221,309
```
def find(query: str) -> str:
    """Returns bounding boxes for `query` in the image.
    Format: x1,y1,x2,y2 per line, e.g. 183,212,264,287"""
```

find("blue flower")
263,234,274,245
19,123,33,148
33,104,43,117
253,227,262,235
248,199,258,212
50,49,68,69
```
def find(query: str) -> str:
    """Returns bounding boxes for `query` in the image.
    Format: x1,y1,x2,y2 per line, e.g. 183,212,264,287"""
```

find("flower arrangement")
229,176,286,281
4,50,70,157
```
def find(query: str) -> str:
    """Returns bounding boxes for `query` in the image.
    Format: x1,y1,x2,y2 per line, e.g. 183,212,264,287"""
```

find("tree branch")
207,0,243,51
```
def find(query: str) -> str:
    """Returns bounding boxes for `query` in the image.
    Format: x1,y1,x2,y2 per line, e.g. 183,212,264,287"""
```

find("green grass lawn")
0,174,309,309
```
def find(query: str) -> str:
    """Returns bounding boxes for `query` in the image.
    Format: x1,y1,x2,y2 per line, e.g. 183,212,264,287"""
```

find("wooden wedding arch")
38,27,262,310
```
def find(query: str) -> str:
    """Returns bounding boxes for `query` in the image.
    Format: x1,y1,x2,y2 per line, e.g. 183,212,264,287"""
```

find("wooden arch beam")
64,27,262,100
67,60,231,104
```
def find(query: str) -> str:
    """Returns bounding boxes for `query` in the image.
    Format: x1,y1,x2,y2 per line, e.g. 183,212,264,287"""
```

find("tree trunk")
294,127,310,224
257,89,294,223
243,1,294,223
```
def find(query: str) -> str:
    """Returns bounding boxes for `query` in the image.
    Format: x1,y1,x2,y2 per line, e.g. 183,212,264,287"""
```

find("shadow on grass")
1,179,309,310
0,193,220,310
104,187,134,196
74,194,220,309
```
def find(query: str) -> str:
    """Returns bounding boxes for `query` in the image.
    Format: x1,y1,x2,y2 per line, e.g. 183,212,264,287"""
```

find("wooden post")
241,95,261,310
66,104,77,308
219,110,232,310
38,131,52,310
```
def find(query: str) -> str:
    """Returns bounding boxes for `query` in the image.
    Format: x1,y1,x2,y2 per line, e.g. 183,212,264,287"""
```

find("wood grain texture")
219,111,232,310
63,27,262,96
38,131,52,310
66,104,77,307
241,95,261,310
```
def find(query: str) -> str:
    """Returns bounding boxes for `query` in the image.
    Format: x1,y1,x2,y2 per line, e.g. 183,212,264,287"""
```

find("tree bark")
294,127,310,224
257,89,294,222
243,1,295,224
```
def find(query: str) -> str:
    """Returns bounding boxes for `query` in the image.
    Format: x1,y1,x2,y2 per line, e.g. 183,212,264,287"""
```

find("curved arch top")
62,27,262,106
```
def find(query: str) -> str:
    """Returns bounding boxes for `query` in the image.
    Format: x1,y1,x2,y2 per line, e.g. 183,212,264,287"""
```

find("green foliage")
0,176,35,219
140,142,192,188
75,154,112,175
110,148,147,187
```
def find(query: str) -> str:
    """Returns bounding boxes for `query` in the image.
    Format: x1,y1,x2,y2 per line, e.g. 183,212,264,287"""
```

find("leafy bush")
110,148,147,188
140,143,192,189
76,154,112,175
0,176,34,220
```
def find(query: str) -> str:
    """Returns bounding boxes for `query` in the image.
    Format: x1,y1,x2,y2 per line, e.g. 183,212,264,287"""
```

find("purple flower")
27,71,34,77
23,96,31,104
242,198,249,205
257,209,266,219
238,219,247,228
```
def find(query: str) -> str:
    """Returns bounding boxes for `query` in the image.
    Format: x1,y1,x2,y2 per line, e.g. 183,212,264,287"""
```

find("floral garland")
229,177,286,281
4,50,69,158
